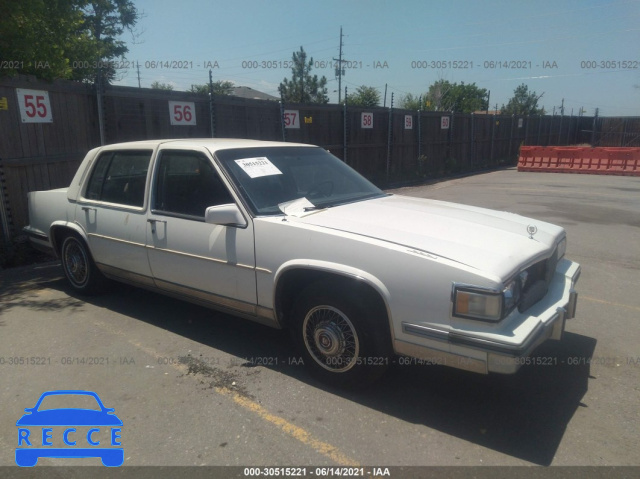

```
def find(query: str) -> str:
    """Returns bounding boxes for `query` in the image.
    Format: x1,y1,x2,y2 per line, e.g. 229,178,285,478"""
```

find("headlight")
503,278,522,313
452,279,521,322
452,286,503,322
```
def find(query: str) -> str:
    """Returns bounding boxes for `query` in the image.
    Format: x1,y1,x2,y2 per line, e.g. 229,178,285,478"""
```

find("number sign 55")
16,89,53,123
169,101,196,125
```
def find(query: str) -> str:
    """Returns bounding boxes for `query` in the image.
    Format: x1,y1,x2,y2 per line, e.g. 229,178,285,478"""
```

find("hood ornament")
527,224,538,239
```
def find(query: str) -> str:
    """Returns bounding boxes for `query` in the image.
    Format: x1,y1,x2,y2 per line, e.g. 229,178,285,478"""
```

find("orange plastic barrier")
518,146,640,176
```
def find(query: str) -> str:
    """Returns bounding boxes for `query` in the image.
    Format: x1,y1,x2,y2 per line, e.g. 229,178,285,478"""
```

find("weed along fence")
1,74,639,243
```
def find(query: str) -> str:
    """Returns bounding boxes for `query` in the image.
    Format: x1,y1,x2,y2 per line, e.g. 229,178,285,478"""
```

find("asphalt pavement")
1,168,639,474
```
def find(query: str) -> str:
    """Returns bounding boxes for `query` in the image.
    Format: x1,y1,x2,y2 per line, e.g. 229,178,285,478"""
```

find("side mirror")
205,204,247,227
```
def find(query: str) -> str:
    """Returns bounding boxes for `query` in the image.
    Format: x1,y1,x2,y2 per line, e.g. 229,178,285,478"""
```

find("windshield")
214,146,385,216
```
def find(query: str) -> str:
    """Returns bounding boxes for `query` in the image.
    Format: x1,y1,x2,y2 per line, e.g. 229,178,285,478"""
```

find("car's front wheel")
290,281,391,387
60,233,106,295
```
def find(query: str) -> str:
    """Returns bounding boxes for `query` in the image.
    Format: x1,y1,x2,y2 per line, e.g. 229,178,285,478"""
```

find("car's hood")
295,195,564,280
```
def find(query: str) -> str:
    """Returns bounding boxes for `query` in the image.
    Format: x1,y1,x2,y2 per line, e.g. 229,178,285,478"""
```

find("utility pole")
591,107,599,146
333,27,346,103
561,98,565,116
136,61,141,88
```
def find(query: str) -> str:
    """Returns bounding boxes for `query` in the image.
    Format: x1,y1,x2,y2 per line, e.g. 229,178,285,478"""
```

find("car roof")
97,138,316,152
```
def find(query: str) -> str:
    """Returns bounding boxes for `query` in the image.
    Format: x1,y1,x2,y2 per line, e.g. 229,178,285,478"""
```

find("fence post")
509,114,514,159
524,115,530,146
537,115,542,145
417,108,422,160
386,93,394,184
96,69,106,146
490,113,495,163
559,112,563,145
279,99,286,142
470,112,475,170
208,69,216,138
343,86,348,163
0,161,11,242
448,110,454,164
591,109,599,146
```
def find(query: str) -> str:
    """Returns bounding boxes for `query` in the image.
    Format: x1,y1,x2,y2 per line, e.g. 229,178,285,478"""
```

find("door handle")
147,218,167,233
81,206,97,212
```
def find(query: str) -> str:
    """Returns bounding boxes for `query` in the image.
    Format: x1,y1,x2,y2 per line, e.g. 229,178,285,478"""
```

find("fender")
272,259,394,337
50,221,89,254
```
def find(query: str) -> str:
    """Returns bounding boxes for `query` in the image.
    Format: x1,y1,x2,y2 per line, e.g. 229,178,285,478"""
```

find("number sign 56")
17,89,53,123
169,101,196,125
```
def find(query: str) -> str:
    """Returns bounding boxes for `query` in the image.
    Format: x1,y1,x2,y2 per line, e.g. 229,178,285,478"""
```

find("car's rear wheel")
60,233,106,295
290,281,391,387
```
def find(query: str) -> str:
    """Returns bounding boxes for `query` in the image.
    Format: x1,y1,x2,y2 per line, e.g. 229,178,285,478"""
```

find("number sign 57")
169,101,196,125
16,89,53,123
283,110,300,129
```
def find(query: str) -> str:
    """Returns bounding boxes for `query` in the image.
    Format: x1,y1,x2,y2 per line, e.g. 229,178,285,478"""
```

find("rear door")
145,147,257,313
75,149,154,286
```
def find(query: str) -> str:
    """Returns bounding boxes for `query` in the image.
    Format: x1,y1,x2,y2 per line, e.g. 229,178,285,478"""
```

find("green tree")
0,0,141,83
74,0,140,84
0,0,85,81
278,47,328,104
189,80,234,96
150,81,173,90
400,93,429,110
345,85,380,107
424,80,488,113
500,84,545,116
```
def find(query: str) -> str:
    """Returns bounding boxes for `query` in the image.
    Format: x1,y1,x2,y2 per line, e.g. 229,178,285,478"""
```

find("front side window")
153,151,234,218
84,150,152,207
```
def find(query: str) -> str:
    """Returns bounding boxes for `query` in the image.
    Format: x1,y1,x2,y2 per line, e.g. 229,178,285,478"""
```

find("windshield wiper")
303,205,327,212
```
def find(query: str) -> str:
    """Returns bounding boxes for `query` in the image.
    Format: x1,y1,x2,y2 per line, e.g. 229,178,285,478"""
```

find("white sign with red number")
361,112,374,129
404,115,413,130
441,116,450,129
283,110,300,129
16,89,53,123
169,101,196,125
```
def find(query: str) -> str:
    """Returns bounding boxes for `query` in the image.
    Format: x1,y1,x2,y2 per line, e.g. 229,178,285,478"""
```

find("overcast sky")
114,0,640,116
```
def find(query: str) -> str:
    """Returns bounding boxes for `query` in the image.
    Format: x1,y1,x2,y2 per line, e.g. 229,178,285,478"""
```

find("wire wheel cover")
303,305,360,372
64,240,89,286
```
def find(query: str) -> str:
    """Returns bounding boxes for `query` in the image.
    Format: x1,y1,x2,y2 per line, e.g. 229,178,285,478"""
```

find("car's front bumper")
395,258,581,374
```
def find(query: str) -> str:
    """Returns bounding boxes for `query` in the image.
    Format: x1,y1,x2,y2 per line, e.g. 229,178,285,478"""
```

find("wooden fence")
1,75,637,242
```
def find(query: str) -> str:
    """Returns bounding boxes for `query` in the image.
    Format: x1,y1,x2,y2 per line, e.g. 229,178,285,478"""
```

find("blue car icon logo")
16,390,123,467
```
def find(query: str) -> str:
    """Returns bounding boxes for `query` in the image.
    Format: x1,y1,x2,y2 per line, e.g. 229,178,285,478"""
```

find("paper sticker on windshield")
235,157,282,178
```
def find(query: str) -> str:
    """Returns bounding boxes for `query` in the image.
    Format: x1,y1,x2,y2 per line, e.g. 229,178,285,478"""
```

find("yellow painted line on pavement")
92,318,360,466
581,295,640,312
220,387,360,466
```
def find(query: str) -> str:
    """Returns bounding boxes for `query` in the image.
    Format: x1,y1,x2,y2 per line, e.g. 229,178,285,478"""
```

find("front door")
145,148,257,314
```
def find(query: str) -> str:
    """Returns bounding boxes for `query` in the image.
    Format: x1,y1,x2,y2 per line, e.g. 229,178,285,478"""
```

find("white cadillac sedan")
24,139,580,386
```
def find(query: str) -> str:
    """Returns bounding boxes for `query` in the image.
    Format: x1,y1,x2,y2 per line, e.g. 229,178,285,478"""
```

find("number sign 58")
169,101,196,125
361,112,373,129
16,89,53,123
